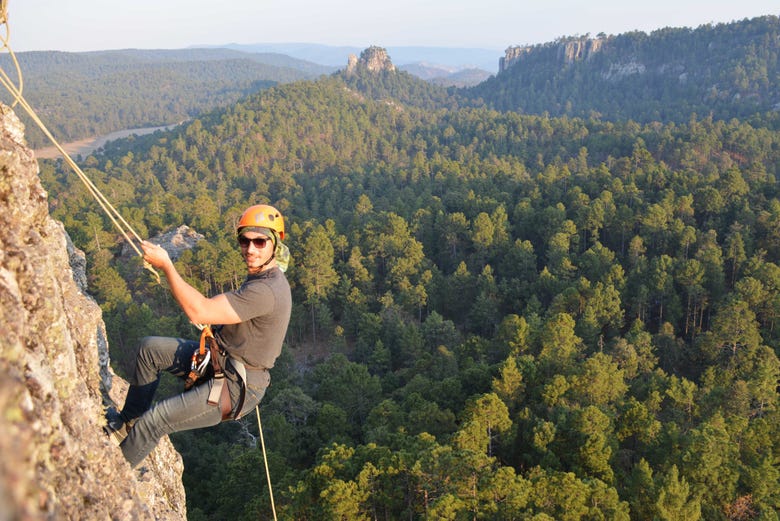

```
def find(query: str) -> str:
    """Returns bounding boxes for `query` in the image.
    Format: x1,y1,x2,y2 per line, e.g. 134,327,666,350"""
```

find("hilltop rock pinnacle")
346,46,396,75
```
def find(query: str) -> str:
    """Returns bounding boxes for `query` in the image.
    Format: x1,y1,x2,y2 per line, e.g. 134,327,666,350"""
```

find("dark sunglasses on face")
238,236,270,249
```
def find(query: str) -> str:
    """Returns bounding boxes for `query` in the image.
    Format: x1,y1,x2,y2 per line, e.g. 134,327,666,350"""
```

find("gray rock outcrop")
346,46,396,75
501,36,607,73
121,224,204,260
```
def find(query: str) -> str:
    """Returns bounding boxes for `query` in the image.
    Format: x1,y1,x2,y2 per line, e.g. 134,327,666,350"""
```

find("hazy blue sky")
7,0,779,52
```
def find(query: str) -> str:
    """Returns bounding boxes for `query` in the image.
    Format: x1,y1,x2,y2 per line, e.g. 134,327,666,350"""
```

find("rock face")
501,36,606,72
499,45,532,72
346,46,396,75
558,37,605,65
0,104,186,519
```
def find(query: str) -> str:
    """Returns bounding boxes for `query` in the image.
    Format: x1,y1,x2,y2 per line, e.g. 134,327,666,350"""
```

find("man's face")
238,232,273,273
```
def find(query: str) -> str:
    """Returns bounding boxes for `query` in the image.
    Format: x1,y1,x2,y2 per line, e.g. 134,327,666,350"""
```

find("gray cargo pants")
119,336,265,467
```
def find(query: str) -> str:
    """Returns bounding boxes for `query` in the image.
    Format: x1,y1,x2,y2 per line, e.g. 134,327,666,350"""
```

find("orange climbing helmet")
236,204,285,240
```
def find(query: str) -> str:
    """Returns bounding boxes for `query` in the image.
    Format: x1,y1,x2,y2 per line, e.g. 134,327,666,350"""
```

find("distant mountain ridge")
207,42,501,70
399,63,492,87
0,48,332,148
6,48,334,76
208,42,499,83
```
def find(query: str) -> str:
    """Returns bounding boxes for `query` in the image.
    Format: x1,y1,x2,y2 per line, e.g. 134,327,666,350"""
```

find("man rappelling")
105,204,292,468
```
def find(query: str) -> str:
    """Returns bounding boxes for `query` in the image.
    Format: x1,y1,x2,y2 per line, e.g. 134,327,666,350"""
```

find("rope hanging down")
256,407,278,521
0,6,159,283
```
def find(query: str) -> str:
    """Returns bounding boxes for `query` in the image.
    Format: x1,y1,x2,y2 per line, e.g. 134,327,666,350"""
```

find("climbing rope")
0,5,159,283
256,406,278,521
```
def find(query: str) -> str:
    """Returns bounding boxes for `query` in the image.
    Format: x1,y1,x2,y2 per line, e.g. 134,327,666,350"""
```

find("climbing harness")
188,324,247,421
0,5,276,517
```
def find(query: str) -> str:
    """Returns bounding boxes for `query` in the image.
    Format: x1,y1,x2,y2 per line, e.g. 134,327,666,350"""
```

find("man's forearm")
161,263,209,322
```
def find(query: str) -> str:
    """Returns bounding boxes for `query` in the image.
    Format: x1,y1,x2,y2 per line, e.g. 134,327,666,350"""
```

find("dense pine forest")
36,15,780,521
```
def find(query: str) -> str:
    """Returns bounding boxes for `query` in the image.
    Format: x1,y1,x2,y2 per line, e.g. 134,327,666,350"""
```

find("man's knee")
137,336,159,361
135,336,176,375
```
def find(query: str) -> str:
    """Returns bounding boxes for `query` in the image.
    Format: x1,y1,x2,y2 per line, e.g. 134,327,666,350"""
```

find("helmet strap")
257,230,279,270
259,251,275,269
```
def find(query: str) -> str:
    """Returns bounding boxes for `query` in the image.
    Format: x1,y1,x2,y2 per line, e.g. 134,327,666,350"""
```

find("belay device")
184,325,215,390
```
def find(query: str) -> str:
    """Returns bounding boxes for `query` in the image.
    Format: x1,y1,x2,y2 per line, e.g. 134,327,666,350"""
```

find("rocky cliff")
501,36,606,72
346,45,396,75
0,103,186,519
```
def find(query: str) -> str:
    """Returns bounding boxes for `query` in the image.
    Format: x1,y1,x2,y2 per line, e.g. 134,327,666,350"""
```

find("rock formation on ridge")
501,36,606,72
346,45,396,75
0,103,186,519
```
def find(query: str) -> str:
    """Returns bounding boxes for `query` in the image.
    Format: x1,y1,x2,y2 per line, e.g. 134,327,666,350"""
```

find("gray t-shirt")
216,267,291,389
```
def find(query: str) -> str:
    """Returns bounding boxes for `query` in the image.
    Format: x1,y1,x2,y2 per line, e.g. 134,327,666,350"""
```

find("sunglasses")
238,236,270,249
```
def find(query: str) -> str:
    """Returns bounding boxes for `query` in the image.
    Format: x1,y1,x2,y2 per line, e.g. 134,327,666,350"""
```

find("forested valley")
0,48,331,148
35,15,780,521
